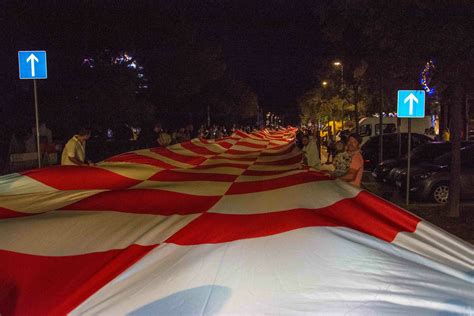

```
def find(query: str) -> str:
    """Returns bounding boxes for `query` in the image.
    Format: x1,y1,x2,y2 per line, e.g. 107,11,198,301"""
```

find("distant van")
357,116,433,145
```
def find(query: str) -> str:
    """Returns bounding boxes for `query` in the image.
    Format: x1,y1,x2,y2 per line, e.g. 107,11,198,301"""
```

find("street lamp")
333,61,344,90
333,61,345,133
322,81,328,87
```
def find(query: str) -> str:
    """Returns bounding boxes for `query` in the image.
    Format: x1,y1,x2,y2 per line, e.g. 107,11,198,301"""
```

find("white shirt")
302,137,321,169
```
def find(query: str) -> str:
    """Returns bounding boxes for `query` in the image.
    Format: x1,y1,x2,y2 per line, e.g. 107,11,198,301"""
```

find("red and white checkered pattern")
0,128,472,315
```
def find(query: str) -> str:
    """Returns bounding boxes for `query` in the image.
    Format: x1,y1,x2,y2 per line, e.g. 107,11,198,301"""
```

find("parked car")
396,145,474,204
372,141,474,183
357,116,433,145
361,133,433,170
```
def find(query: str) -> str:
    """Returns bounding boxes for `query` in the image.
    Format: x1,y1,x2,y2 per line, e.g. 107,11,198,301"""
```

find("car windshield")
433,152,451,166
461,146,474,165
410,143,450,161
429,145,474,166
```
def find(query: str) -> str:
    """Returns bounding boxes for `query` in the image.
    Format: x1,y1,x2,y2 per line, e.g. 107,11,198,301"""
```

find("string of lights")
420,60,435,95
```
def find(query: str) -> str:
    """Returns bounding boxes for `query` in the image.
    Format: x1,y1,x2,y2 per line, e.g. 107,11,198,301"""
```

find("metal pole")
33,79,41,168
466,95,470,140
354,85,359,134
379,76,383,164
340,65,344,90
379,96,383,164
341,65,344,133
398,118,402,157
207,104,210,127
341,104,344,135
406,119,412,205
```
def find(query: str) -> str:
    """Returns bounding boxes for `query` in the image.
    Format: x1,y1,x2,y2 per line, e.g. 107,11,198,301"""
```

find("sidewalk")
362,171,474,244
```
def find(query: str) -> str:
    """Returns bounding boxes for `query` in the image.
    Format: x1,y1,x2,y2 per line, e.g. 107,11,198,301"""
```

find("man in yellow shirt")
61,128,93,166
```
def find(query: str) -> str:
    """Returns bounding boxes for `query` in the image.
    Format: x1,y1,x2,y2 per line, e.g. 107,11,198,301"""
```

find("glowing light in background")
82,57,95,68
420,60,435,95
82,51,148,91
112,52,133,65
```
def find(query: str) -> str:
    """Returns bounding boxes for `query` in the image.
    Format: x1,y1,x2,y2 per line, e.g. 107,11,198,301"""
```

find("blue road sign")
397,90,425,118
18,51,47,79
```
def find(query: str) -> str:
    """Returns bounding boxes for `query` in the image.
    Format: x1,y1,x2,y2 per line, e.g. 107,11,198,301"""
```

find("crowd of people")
60,122,261,163
297,125,364,187
10,120,363,188
60,122,262,166
135,123,258,148
60,122,364,186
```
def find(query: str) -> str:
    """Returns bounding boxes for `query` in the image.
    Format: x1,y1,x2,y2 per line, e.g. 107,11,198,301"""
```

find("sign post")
18,51,47,168
397,90,425,205
33,79,40,167
406,119,412,205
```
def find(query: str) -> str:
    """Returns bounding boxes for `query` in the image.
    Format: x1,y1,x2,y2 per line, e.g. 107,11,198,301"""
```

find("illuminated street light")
322,81,328,87
333,61,345,134
333,61,344,90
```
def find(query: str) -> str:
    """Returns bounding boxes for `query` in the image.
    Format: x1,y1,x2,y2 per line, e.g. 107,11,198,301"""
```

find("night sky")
2,1,326,124
3,1,472,132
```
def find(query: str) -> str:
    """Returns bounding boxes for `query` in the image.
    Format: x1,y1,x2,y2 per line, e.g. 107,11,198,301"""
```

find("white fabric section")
133,180,232,196
227,145,262,151
236,138,269,145
0,210,199,256
246,162,302,171
236,170,304,182
136,151,193,169
168,145,214,158
0,173,56,195
167,167,243,176
96,163,160,180
199,158,252,166
393,221,474,272
255,149,300,163
188,139,223,154
209,180,360,214
71,227,474,315
261,148,292,155
212,153,259,159
268,140,289,145
0,190,102,213
265,135,290,141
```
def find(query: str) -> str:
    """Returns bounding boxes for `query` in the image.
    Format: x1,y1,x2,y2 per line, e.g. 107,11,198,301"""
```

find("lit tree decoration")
82,51,148,91
82,57,95,68
420,60,435,95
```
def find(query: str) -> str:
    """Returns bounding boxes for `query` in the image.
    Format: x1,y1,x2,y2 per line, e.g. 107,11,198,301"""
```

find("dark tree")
315,0,474,216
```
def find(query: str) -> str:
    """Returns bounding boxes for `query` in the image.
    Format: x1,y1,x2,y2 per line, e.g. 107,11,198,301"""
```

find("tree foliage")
73,51,150,128
145,12,259,125
313,0,474,217
298,61,369,125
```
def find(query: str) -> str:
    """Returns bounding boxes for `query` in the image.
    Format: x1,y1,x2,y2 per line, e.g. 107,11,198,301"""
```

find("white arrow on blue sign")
18,51,47,79
397,90,425,118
